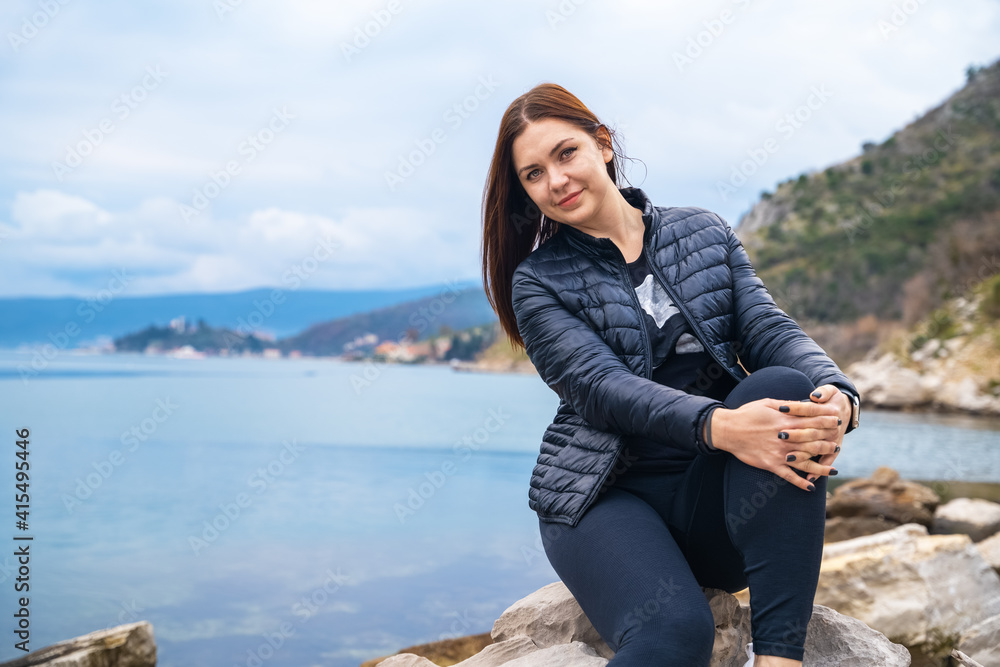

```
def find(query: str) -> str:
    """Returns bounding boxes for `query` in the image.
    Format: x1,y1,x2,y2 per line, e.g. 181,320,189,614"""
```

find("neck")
571,187,644,248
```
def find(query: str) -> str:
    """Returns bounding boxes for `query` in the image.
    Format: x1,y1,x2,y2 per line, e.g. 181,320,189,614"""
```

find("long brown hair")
481,83,629,350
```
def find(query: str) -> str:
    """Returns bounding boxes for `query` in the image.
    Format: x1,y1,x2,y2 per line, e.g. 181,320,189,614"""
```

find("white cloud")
0,0,998,296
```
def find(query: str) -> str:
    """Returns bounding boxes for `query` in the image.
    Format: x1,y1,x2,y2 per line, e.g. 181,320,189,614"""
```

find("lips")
557,190,582,207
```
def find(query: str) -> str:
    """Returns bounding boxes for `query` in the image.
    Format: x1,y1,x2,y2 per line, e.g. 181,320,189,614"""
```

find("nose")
549,164,570,191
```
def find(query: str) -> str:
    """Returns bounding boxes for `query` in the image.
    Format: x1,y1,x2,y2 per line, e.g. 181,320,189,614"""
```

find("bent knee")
614,597,715,656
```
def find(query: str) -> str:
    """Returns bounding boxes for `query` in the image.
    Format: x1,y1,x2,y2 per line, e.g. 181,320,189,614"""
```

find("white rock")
452,636,539,667
802,604,911,666
815,523,1000,648
933,497,1000,542
376,654,438,667
496,642,607,667
5,621,155,667
956,612,1000,667
491,581,612,659
976,531,1000,571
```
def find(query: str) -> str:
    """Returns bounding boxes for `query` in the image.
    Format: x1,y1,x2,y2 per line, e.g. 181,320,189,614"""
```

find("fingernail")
835,445,841,453
830,468,839,476
807,475,816,482
778,432,789,440
786,453,796,462
807,482,816,492
779,405,790,413
812,391,822,398
838,418,842,426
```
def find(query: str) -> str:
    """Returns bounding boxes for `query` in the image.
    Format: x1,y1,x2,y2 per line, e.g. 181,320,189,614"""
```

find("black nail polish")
812,391,822,398
838,418,842,426
830,468,839,476
807,483,815,492
835,445,841,453
778,432,789,440
786,453,796,462
779,405,790,413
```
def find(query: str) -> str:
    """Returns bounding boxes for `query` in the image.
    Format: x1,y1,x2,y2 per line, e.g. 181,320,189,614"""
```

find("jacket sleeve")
722,215,861,432
511,261,726,455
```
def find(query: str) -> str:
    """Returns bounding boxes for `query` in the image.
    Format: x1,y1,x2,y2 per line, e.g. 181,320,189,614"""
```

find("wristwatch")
839,388,860,433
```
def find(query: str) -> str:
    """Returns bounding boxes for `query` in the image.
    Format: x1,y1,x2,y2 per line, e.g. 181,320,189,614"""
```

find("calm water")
0,349,998,666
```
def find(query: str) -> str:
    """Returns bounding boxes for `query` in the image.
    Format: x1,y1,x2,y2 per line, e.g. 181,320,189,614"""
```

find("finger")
774,400,840,418
781,440,839,459
777,427,841,444
808,385,834,403
789,457,837,478
775,465,816,492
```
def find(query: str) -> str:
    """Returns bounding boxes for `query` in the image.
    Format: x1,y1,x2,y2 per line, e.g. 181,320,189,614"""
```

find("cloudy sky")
1,0,998,298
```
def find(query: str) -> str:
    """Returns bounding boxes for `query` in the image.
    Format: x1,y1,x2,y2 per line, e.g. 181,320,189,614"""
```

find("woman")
480,83,861,666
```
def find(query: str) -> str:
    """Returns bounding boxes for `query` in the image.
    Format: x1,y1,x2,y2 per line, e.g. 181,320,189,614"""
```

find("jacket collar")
557,186,657,259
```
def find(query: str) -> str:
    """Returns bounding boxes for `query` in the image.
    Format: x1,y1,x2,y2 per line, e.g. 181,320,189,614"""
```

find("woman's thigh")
538,487,715,653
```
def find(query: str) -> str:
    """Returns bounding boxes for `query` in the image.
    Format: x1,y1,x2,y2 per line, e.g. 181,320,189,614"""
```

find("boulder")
824,515,902,543
444,580,909,667
490,580,613,660
975,530,1000,572
825,466,939,528
801,604,911,666
496,642,606,667
376,655,438,667
2,622,156,667
933,497,1000,542
815,523,1000,658
955,612,1000,667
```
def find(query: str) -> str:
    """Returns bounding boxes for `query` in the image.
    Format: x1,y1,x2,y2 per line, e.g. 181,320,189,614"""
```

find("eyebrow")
516,138,574,176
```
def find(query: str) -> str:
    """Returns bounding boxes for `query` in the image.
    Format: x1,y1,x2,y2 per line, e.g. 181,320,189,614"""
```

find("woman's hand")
797,385,852,482
708,394,842,491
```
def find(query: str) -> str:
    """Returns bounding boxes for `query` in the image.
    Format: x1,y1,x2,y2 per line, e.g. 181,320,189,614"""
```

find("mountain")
277,286,499,357
736,58,1000,363
0,283,479,350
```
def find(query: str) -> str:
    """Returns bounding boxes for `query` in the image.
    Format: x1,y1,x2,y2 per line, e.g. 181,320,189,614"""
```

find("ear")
596,125,614,163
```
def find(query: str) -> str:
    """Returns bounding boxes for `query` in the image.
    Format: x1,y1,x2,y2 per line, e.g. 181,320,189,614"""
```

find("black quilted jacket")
511,187,859,526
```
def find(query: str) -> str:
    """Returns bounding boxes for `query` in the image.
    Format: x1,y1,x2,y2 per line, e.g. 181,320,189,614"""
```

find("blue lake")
0,349,998,666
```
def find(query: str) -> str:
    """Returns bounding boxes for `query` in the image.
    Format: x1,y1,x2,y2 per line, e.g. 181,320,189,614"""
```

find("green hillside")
738,58,1000,349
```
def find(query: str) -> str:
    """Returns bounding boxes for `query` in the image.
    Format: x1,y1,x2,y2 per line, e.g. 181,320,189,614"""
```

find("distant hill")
736,58,1000,353
277,286,499,356
0,283,480,350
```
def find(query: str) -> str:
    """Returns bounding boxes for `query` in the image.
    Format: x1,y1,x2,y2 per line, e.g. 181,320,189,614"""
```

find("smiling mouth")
558,190,582,206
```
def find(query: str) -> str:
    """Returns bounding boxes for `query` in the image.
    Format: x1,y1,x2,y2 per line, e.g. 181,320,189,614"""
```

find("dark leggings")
538,366,828,665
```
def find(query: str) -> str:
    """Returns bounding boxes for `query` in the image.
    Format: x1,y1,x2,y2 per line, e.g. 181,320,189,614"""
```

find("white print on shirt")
634,274,705,354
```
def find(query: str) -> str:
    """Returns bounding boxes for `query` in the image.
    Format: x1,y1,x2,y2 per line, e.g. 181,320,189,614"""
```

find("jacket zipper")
609,243,653,380
639,241,742,384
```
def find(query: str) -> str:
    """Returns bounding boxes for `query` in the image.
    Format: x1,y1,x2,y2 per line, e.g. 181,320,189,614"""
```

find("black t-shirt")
621,249,740,472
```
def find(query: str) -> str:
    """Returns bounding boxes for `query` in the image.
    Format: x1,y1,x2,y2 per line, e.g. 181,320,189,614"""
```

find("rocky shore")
368,467,1000,667
12,470,1000,667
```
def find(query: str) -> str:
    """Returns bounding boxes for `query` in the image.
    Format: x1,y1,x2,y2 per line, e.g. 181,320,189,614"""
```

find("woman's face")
511,117,615,226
